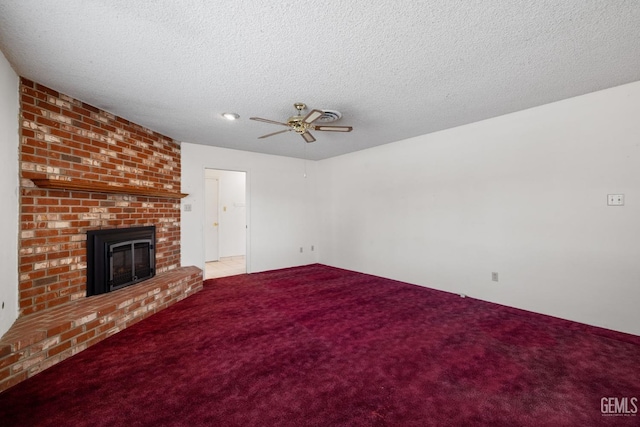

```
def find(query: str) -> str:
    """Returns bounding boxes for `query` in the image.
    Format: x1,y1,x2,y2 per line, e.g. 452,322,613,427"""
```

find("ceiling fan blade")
301,131,316,143
313,125,353,132
302,109,324,124
250,117,290,127
258,129,291,139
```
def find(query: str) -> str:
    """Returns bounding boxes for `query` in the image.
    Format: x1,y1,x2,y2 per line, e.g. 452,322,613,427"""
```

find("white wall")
317,81,640,336
0,51,20,337
181,144,318,273
204,168,246,258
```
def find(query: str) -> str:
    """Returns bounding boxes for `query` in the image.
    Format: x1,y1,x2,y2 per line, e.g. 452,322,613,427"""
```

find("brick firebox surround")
0,79,203,393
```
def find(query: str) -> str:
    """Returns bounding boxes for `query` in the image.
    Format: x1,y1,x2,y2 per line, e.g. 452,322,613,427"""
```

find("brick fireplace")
18,78,188,314
0,79,202,392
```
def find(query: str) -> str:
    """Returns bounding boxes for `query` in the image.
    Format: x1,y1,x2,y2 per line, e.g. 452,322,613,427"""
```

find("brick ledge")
0,266,203,393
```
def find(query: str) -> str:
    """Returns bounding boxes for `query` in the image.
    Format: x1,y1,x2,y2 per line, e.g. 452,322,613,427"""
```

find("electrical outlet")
183,204,192,212
607,194,624,206
491,272,499,282
311,245,314,251
300,247,303,253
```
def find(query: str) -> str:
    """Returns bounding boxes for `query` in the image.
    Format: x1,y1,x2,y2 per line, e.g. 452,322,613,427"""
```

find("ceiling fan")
250,103,353,143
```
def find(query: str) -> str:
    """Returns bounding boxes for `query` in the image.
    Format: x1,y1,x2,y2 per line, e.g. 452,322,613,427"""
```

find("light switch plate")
607,194,624,206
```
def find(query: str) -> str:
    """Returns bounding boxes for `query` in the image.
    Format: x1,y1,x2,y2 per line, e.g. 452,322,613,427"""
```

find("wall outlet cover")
607,194,624,206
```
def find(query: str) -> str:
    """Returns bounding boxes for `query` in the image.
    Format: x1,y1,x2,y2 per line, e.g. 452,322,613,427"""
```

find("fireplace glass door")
109,240,153,291
86,226,156,296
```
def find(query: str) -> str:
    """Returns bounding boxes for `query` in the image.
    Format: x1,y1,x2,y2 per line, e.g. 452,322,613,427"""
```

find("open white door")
204,176,219,262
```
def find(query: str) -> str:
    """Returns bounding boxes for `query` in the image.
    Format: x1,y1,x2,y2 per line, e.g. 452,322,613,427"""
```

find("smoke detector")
316,110,343,123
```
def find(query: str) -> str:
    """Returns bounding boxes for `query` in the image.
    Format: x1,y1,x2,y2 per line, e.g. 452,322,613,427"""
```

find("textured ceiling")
1,1,639,160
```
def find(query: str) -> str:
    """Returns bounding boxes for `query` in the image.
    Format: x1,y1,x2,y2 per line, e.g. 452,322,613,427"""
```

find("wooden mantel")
32,178,189,199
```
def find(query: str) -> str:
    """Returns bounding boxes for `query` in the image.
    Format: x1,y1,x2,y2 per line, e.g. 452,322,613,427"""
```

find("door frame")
203,167,250,273
204,175,220,262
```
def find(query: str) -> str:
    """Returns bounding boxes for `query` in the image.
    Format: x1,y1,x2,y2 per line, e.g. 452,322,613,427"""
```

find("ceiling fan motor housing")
288,116,307,133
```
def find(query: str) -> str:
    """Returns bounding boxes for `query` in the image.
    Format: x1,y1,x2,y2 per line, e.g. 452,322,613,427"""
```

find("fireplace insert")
86,226,156,296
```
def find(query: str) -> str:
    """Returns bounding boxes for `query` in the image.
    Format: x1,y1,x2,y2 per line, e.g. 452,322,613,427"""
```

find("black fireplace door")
86,226,155,296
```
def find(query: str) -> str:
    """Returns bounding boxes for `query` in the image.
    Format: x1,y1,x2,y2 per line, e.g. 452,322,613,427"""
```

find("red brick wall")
19,79,182,316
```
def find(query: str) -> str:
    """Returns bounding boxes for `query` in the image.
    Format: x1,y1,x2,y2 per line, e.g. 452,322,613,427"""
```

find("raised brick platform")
0,266,202,393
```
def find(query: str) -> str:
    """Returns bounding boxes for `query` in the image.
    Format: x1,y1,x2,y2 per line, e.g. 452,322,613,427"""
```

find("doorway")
204,168,247,279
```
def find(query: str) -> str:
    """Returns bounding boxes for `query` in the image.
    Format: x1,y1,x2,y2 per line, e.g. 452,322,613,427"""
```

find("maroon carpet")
1,264,639,426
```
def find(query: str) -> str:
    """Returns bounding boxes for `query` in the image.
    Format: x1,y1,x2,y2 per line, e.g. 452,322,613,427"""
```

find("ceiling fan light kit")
250,103,353,143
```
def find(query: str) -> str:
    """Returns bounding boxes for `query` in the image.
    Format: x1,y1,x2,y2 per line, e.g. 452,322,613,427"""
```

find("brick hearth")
0,80,203,393
0,267,202,392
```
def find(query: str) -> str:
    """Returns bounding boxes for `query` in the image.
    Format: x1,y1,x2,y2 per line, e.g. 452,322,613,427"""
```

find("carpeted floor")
0,264,638,426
